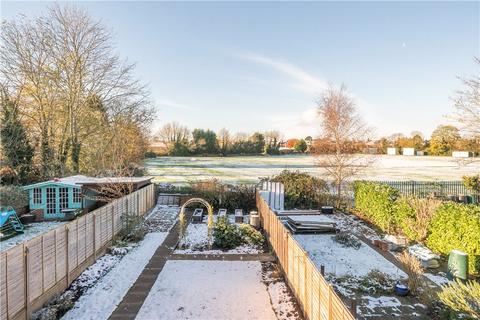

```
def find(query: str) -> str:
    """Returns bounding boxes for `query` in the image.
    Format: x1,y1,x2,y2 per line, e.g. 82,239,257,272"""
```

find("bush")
213,216,243,249
0,185,29,212
463,175,480,194
396,197,442,242
269,170,329,209
238,224,264,245
189,179,256,212
353,181,400,233
333,232,361,249
144,151,157,158
426,202,480,274
438,280,480,319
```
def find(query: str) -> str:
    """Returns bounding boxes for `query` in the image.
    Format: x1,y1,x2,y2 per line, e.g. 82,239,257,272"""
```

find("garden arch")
178,198,214,244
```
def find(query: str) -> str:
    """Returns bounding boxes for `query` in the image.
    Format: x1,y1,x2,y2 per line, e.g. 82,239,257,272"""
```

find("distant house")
452,151,471,158
387,147,397,155
402,148,415,156
23,175,152,220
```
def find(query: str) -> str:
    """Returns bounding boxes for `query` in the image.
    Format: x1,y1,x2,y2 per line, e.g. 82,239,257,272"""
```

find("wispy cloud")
157,99,197,111
238,52,329,95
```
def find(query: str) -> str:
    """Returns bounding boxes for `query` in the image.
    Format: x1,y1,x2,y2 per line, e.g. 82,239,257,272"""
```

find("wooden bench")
192,208,204,223
218,209,227,217
234,209,243,223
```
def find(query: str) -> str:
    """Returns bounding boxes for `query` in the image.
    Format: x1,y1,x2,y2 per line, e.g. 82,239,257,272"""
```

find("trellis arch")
178,198,214,246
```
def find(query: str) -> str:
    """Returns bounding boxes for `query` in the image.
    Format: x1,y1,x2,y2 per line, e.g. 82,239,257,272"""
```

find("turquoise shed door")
45,187,58,219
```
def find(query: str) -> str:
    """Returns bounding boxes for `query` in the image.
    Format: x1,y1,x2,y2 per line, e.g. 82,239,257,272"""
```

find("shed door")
45,187,57,217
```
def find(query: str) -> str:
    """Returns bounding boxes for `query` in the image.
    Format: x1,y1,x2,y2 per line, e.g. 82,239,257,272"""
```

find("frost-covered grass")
136,261,279,320
145,155,480,185
0,221,66,252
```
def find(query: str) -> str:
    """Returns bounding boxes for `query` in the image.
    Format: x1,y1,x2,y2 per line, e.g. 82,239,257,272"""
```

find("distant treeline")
148,122,308,157
148,122,480,158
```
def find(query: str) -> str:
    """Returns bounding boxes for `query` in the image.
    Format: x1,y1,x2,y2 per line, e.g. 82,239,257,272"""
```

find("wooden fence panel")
0,184,156,319
26,238,43,302
67,221,78,272
0,252,7,320
77,216,87,266
257,189,355,320
55,227,67,282
6,246,25,318
42,231,56,291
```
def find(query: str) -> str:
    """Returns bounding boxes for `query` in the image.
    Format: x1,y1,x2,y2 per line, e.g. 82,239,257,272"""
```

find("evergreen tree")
1,97,34,182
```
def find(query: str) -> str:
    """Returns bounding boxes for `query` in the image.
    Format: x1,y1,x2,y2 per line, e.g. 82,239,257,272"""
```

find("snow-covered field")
136,260,278,320
145,155,480,184
0,221,65,252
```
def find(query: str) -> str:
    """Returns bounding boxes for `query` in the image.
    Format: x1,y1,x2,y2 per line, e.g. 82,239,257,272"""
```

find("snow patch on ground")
175,223,261,254
424,272,450,287
295,233,405,278
61,232,167,320
1,221,66,252
136,260,277,320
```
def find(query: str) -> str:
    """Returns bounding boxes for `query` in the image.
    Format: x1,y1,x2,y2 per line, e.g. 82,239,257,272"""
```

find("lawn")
135,260,279,320
145,155,480,185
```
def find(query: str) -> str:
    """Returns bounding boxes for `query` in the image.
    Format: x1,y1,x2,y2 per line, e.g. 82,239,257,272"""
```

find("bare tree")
1,4,154,176
315,85,374,205
155,122,190,146
452,58,480,137
217,128,231,155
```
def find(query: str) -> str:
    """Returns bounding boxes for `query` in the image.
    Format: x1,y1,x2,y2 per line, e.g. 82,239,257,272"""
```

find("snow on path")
61,232,167,320
136,260,277,320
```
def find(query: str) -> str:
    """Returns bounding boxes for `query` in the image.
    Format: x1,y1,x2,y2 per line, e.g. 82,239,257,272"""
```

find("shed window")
33,188,42,204
73,188,82,203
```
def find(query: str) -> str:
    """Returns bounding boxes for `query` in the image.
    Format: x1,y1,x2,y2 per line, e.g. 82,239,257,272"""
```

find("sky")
1,1,479,139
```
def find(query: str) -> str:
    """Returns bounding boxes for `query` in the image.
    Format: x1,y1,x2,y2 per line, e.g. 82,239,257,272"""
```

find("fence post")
65,227,70,285
328,284,333,320
93,215,96,260
24,244,29,320
320,265,325,276
111,206,115,241
350,299,357,318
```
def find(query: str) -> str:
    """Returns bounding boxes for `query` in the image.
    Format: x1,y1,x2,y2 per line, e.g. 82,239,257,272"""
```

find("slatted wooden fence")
257,190,355,320
0,184,156,320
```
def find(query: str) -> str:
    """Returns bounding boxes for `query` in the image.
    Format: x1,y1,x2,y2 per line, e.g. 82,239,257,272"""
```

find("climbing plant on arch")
178,198,214,247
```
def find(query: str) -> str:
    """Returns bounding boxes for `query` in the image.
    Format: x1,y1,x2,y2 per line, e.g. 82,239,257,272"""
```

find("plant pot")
20,214,35,225
394,283,409,296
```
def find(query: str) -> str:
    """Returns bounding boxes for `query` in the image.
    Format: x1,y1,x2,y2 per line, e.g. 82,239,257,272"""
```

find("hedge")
354,181,480,275
426,203,480,274
353,181,400,233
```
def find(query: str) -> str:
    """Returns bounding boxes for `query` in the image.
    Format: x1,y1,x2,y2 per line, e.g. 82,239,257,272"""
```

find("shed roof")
23,175,152,190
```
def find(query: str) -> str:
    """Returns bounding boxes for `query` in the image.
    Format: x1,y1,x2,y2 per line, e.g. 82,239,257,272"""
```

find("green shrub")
269,170,329,209
463,175,480,194
0,185,29,212
353,181,400,233
238,224,264,245
426,202,480,274
213,216,243,249
438,280,480,319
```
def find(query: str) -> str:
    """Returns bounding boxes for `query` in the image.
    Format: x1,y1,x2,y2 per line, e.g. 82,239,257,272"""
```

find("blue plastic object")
394,283,409,296
0,206,24,232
